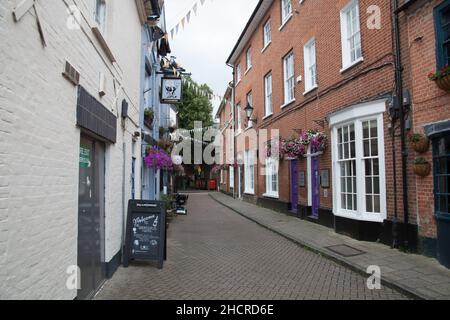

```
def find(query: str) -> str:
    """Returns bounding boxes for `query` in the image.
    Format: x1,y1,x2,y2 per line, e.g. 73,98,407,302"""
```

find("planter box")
411,137,430,153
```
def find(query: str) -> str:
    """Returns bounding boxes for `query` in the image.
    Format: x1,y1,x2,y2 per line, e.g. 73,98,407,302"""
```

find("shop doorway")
77,135,105,299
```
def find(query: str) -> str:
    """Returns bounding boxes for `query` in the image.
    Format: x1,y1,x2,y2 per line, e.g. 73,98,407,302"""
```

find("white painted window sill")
244,67,252,75
263,193,279,199
340,57,364,73
333,209,385,223
235,129,242,137
303,85,318,96
263,113,273,120
279,14,293,31
261,42,272,53
244,191,255,196
280,99,296,109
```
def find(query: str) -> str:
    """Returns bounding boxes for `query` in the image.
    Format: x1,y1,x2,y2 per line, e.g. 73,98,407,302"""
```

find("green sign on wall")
79,145,91,168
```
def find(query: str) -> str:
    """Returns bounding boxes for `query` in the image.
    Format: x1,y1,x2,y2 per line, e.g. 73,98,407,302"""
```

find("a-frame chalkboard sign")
123,200,166,269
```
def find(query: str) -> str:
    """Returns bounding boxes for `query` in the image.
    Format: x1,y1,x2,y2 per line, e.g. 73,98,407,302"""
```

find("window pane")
364,140,370,157
342,194,347,209
371,139,379,156
341,178,347,193
363,121,369,139
374,196,381,213
366,196,373,213
373,159,379,176
366,178,373,194
374,177,380,194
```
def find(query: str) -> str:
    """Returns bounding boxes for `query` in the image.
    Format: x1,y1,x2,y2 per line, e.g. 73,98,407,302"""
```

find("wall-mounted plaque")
298,171,306,187
160,77,182,103
320,169,330,188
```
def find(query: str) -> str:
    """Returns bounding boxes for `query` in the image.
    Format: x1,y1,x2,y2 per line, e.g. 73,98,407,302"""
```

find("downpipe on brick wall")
392,0,411,249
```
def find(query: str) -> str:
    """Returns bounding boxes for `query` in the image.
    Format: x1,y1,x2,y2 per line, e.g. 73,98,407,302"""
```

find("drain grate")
325,244,366,257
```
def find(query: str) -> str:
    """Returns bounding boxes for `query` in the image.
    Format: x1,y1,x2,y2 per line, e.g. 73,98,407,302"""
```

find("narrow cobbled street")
96,193,407,300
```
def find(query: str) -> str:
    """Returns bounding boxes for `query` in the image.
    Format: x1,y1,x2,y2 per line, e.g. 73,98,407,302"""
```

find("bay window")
330,100,387,222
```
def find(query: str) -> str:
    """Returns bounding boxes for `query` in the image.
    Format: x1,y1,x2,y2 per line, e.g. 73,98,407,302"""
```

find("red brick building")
396,0,450,266
217,0,450,267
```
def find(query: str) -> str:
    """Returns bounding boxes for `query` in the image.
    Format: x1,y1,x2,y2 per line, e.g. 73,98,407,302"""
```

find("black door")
77,135,105,299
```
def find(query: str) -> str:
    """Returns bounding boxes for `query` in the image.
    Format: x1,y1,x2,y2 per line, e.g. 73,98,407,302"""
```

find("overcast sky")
165,0,259,114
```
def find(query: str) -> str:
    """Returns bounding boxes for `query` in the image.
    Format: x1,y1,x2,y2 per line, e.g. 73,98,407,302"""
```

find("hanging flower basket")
279,130,328,160
144,108,154,128
413,158,431,177
410,133,430,153
429,65,450,92
144,147,174,171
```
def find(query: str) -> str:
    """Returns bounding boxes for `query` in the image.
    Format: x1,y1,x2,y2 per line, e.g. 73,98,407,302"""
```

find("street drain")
325,244,366,257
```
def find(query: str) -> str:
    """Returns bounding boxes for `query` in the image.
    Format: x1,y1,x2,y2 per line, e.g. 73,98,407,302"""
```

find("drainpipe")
226,63,236,198
392,0,410,248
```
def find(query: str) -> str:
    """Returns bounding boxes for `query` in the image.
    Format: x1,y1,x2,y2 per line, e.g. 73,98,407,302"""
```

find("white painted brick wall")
0,0,143,299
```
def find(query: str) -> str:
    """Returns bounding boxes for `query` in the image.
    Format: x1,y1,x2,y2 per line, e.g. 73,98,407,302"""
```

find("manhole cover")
325,244,366,257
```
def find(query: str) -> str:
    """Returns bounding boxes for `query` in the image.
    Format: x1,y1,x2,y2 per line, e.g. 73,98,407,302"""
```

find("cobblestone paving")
96,194,407,300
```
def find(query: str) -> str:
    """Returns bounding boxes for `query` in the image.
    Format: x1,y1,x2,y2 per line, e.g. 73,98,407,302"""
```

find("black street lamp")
244,103,254,121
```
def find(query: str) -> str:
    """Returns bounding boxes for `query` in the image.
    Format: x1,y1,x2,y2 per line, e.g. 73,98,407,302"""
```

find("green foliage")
161,194,175,211
414,157,428,165
176,77,214,130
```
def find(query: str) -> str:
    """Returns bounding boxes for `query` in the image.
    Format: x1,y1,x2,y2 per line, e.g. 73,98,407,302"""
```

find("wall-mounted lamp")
244,103,257,124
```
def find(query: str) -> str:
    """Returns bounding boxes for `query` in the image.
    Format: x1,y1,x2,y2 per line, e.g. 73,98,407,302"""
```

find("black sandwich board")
123,200,166,269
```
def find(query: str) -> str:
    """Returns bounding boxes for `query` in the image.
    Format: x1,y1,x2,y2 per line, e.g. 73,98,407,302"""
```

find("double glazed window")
304,39,317,93
340,0,362,69
264,73,273,116
435,0,450,68
283,52,295,104
331,101,386,222
433,134,450,217
244,150,255,194
281,0,293,24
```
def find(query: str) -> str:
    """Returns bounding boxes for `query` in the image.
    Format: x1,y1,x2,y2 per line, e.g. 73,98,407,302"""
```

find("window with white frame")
263,20,272,48
264,73,273,116
244,150,255,194
236,64,242,83
330,100,387,222
246,48,252,71
283,52,295,104
265,156,279,197
95,0,107,33
230,166,235,189
340,0,362,69
281,0,293,24
304,38,317,92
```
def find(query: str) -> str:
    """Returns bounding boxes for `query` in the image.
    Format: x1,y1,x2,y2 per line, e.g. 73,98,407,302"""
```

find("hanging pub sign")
123,200,166,269
160,77,182,103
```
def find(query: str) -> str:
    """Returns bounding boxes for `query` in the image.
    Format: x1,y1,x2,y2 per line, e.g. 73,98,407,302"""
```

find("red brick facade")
218,0,450,263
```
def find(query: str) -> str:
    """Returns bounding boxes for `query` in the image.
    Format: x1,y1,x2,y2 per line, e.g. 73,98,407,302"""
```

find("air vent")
62,61,80,86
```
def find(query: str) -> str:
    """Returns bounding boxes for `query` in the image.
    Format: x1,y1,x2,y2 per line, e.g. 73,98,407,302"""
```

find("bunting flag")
169,0,211,40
